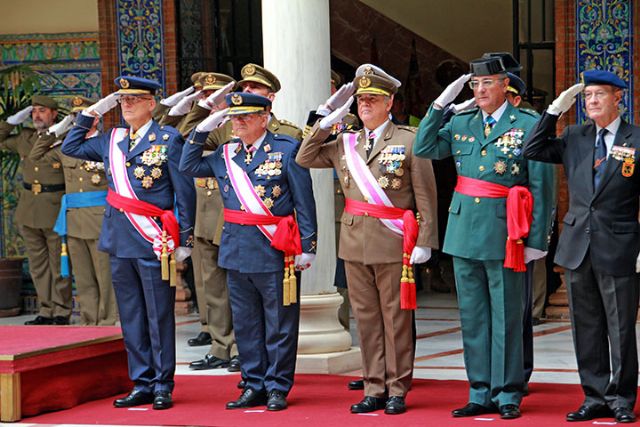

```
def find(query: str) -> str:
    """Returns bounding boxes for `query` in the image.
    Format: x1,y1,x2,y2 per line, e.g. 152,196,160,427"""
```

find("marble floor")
5,289,586,427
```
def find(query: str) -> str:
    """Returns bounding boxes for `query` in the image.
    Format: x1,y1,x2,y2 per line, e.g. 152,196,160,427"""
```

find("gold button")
508,154,513,159
79,188,83,192
474,197,480,204
481,150,487,156
189,141,194,145
364,212,369,217
456,150,461,154
79,177,83,182
207,191,212,196
479,166,485,171
126,162,131,167
34,166,39,172
119,208,124,213
34,179,39,184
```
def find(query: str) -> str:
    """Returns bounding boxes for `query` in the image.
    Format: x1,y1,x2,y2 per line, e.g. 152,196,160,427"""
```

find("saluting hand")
160,86,195,107
547,83,584,116
48,114,74,137
319,96,354,131
195,108,228,133
6,105,33,125
452,98,477,114
317,82,355,116
199,82,235,110
84,93,119,117
434,73,472,109
168,90,201,116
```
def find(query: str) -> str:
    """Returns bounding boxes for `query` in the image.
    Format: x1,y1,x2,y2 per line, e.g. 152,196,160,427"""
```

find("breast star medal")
263,197,274,208
254,185,266,197
91,173,101,184
378,176,389,189
141,175,154,189
493,160,507,175
151,167,163,179
134,166,145,179
271,185,282,198
391,178,402,190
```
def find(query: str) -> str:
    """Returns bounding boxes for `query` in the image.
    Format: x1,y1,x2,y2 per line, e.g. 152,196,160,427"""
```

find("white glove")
84,93,119,117
410,246,432,264
47,114,74,137
174,247,192,262
6,106,33,125
168,90,201,116
452,98,477,114
635,254,640,273
198,82,235,110
195,108,228,133
317,82,355,116
294,253,316,271
319,96,354,131
434,73,472,109
160,86,195,107
524,247,547,264
547,83,584,116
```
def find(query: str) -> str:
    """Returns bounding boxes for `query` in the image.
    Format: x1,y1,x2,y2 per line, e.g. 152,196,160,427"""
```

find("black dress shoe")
566,404,611,422
385,396,406,415
189,354,229,370
24,316,53,325
267,390,287,411
226,388,267,409
52,316,69,325
348,379,364,390
350,396,387,413
614,407,636,423
153,391,173,410
452,402,495,417
187,331,212,347
228,356,241,372
499,404,521,419
113,390,154,408
237,379,246,389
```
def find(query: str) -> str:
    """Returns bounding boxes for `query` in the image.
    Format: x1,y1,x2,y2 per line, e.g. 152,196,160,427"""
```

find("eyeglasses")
117,95,152,105
468,78,505,90
583,91,611,100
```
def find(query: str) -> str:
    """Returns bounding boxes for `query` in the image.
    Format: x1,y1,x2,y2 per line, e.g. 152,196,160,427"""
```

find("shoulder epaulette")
279,119,301,130
519,108,540,117
397,125,418,133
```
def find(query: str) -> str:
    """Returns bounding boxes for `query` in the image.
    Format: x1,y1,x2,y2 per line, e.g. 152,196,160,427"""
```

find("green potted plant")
0,64,41,316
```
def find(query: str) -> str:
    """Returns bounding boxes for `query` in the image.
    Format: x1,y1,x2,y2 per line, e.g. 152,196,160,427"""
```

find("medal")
141,176,154,189
151,167,162,179
254,185,266,197
272,185,282,198
378,176,389,189
511,163,520,175
134,166,145,179
391,178,402,190
91,173,101,184
622,157,635,177
263,197,274,208
494,160,507,175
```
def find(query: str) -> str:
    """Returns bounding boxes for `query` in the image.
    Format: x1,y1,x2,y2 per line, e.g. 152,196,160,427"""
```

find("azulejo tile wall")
576,0,634,123
116,0,166,96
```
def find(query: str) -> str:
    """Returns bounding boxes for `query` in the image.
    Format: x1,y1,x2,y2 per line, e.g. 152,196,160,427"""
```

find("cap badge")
72,97,83,107
363,66,374,75
243,64,256,76
119,78,130,89
359,77,371,88
231,94,243,105
204,74,216,85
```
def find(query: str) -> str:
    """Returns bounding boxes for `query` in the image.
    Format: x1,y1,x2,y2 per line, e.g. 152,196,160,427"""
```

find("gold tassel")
161,230,169,281
401,262,409,284
283,260,291,306
289,263,297,304
169,253,177,287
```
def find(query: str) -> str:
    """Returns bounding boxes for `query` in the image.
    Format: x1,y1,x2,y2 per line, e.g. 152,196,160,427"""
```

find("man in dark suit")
62,76,196,410
523,70,640,424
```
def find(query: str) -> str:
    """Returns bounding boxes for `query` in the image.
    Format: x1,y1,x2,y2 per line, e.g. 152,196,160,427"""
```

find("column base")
296,347,361,374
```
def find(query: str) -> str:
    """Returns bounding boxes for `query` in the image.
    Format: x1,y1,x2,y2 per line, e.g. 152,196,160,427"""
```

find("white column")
262,0,360,373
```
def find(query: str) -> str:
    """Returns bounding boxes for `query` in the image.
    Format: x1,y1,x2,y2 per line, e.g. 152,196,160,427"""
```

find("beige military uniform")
0,121,72,319
29,133,116,325
297,120,438,398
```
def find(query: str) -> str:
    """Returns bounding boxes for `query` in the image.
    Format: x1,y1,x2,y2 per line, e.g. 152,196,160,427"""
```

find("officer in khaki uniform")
29,96,117,326
153,72,202,123
414,56,555,419
297,64,438,415
0,95,72,325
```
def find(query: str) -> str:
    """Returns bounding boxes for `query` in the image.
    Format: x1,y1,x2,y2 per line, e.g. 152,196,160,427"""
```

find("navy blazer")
524,112,640,276
180,129,317,274
62,113,196,259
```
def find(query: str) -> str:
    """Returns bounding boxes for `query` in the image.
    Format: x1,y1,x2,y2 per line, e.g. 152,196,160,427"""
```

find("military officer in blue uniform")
414,56,555,419
179,92,317,411
62,76,196,410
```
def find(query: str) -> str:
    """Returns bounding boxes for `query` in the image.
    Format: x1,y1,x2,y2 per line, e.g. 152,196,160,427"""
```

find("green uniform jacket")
29,133,108,240
414,102,555,260
0,121,65,229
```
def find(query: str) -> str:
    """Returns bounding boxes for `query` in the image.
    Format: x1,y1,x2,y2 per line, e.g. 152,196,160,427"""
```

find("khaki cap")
31,95,58,110
237,63,281,92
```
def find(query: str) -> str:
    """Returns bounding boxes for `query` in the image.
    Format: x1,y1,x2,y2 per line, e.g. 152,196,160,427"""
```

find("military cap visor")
470,57,507,76
354,75,398,97
200,73,236,91
70,96,95,112
225,92,271,116
506,72,526,96
31,95,58,110
581,70,626,89
114,76,162,95
238,63,281,92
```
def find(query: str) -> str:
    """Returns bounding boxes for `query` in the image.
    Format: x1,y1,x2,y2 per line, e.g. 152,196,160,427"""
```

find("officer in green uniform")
414,56,555,419
29,96,117,326
0,95,73,325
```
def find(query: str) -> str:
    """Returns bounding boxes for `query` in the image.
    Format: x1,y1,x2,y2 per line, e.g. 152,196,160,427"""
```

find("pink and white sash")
222,143,277,241
108,128,175,258
343,132,404,235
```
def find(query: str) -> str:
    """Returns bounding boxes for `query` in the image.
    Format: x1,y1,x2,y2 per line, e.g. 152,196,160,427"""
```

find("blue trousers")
227,269,300,394
110,256,176,394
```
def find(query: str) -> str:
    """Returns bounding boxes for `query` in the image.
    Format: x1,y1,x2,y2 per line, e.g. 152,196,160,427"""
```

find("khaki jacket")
297,121,438,264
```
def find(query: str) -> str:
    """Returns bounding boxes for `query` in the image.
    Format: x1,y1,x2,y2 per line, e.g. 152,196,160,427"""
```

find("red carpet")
23,374,599,426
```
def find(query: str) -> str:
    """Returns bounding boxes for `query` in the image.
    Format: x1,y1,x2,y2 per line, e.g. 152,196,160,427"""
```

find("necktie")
593,128,608,189
244,145,256,165
365,132,376,159
484,115,496,138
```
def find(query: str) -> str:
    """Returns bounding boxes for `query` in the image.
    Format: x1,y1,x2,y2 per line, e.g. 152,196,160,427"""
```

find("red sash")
454,176,533,272
106,190,180,253
344,198,419,310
